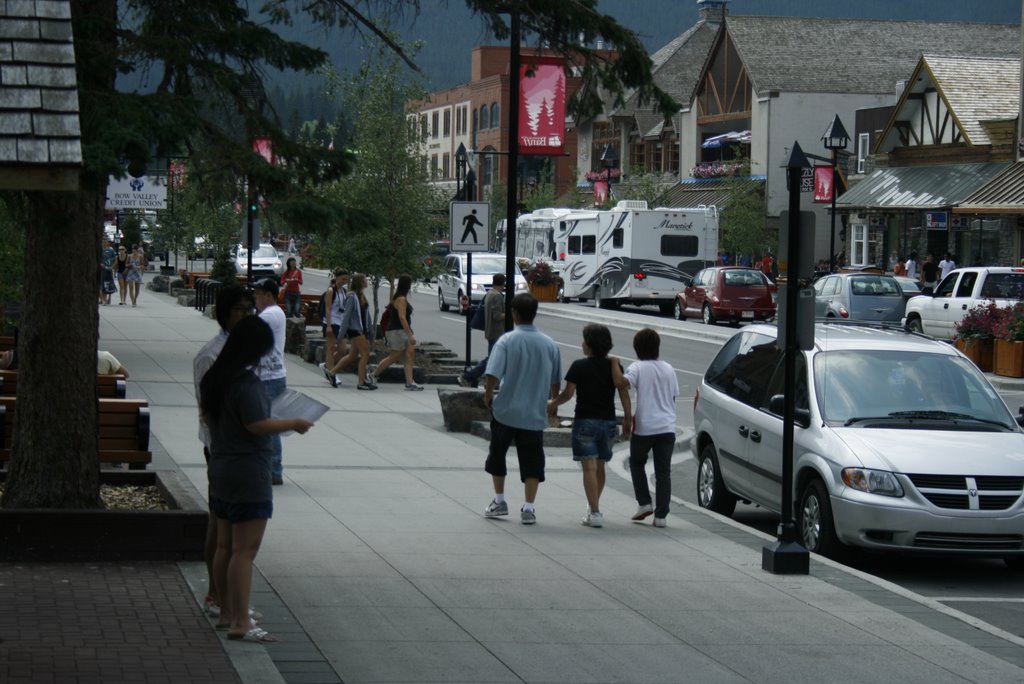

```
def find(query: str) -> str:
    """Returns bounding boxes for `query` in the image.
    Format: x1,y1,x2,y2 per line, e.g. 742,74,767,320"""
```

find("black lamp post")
822,114,849,274
455,142,468,200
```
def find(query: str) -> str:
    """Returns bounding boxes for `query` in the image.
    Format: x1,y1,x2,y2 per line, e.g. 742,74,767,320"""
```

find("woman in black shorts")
200,316,313,642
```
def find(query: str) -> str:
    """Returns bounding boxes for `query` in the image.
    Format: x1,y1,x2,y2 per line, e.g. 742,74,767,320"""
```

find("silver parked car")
692,322,1024,568
233,243,284,278
812,272,906,321
437,253,527,311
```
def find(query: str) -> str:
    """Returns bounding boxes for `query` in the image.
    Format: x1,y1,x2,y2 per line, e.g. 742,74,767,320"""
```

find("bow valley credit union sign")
105,174,168,210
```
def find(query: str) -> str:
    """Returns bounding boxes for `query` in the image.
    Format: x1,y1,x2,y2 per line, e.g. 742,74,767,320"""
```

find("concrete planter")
0,470,207,561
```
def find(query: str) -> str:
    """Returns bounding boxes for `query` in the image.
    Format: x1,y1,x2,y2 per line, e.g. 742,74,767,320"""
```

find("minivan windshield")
814,350,1015,429
469,257,512,275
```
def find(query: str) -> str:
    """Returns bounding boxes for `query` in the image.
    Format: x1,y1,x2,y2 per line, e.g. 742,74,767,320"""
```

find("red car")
675,267,776,325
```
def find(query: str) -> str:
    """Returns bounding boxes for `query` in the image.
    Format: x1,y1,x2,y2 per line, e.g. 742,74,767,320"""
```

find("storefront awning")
664,176,765,209
836,162,1009,211
954,161,1024,214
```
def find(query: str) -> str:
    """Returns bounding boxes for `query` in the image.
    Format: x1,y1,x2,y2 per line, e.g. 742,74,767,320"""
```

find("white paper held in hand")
271,389,329,435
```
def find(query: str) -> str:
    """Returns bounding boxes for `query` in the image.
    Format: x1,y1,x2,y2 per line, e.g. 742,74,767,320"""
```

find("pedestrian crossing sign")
450,201,490,253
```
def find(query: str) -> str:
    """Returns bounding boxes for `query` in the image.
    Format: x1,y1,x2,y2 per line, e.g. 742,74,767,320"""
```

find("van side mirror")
769,394,811,428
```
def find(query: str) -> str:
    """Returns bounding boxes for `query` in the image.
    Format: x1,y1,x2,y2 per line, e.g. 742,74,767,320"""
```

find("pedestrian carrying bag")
469,304,486,331
377,303,393,337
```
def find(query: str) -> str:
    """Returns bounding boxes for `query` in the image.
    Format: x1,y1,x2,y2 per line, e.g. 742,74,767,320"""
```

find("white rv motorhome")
556,201,719,313
513,207,589,266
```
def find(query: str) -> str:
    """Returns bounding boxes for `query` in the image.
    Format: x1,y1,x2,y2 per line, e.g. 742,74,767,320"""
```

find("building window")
480,105,489,130
442,153,450,178
857,132,870,174
491,102,500,128
431,154,438,178
630,142,645,170
481,148,494,186
443,110,451,137
420,114,428,138
652,142,663,172
851,224,867,266
667,141,679,176
472,109,478,146
431,112,439,139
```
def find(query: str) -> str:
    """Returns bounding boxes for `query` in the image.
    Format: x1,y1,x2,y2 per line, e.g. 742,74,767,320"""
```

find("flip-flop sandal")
227,626,276,642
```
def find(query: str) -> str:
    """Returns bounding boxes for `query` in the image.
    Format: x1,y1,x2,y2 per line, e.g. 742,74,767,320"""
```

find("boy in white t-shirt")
614,328,679,528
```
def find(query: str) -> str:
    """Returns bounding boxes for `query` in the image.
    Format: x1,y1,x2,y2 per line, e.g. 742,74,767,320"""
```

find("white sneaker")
581,510,603,528
631,504,653,522
653,517,667,528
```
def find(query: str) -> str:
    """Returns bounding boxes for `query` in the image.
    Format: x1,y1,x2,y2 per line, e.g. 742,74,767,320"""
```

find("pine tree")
1,0,673,509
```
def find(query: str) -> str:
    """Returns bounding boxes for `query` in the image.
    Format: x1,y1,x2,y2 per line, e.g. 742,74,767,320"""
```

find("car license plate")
742,311,754,319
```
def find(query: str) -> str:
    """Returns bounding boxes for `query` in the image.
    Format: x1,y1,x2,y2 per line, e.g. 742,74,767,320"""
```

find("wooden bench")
0,397,151,470
0,371,126,398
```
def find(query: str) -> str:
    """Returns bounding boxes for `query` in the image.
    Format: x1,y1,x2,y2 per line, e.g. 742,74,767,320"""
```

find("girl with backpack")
327,273,376,390
367,274,423,390
319,268,349,384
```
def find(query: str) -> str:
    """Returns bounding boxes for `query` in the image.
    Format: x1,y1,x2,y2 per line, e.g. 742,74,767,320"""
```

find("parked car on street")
233,243,284,279
812,272,906,321
894,275,923,299
675,266,775,325
692,322,1024,567
903,266,1024,339
437,253,527,311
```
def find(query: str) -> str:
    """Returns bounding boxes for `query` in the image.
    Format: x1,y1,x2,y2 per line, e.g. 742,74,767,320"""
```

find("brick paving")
0,563,240,684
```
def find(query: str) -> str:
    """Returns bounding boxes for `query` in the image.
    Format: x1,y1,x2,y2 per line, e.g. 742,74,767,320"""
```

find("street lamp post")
822,114,849,274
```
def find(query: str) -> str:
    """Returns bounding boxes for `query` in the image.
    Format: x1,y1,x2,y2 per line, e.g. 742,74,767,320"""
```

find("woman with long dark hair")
367,274,423,390
328,273,376,389
200,316,313,642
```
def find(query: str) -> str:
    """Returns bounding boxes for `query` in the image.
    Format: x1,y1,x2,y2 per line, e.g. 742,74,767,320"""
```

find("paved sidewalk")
5,277,1024,684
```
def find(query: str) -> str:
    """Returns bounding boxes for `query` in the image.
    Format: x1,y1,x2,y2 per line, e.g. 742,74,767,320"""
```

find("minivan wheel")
702,303,715,325
438,288,449,311
798,479,840,556
697,444,737,516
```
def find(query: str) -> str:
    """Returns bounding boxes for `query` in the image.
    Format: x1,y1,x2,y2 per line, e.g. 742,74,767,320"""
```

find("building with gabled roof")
0,1,81,191
677,14,1019,260
840,53,1021,267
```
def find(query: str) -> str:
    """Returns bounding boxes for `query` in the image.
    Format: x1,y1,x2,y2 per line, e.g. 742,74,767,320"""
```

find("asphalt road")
294,270,1024,638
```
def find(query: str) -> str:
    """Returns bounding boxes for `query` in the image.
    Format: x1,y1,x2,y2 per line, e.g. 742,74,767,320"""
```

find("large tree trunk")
1,0,115,509
1,190,103,508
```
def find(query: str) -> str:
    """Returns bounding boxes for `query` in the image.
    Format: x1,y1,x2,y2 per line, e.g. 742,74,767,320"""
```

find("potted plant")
953,302,1002,372
525,260,560,302
993,303,1024,378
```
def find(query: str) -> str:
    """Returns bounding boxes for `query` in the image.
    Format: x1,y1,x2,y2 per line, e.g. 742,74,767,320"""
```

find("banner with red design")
813,165,834,203
518,58,566,156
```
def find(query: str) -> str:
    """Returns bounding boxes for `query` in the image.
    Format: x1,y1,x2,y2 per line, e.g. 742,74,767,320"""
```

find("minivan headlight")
841,468,904,497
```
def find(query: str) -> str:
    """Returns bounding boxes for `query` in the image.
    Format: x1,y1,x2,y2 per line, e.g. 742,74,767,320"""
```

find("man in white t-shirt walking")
254,279,288,485
614,328,679,528
938,252,957,281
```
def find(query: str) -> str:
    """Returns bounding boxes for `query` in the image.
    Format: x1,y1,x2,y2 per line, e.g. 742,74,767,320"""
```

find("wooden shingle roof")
921,55,1020,146
0,0,81,190
722,16,1019,96
612,20,718,120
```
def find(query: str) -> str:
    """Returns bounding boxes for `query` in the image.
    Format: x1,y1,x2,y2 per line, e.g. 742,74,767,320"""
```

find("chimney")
697,0,730,23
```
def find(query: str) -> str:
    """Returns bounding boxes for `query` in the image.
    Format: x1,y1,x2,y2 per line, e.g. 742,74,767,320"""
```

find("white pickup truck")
903,266,1024,339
